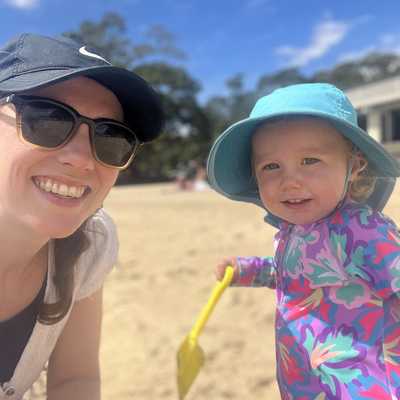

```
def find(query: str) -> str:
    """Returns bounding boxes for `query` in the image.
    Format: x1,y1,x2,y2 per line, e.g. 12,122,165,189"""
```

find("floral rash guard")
234,201,400,399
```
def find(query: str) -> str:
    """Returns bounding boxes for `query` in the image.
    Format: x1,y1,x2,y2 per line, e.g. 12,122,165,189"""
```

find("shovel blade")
177,336,205,399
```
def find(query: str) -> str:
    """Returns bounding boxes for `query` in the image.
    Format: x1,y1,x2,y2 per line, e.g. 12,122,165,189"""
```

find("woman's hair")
37,222,90,325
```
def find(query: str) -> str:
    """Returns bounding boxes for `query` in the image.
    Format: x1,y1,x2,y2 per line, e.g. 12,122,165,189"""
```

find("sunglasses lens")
93,123,138,167
15,96,138,168
20,100,74,148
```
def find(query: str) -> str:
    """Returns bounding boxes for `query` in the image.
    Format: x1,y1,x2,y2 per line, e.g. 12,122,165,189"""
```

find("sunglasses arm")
0,96,17,125
0,94,16,105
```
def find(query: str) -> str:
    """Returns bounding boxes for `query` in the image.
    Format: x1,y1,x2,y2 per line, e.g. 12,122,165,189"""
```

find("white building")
347,76,400,157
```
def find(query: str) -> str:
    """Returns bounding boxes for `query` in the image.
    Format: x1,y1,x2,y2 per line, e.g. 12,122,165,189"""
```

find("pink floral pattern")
235,201,400,398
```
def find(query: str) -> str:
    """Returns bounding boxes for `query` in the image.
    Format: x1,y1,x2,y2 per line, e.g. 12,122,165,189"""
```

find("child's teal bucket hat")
207,83,400,214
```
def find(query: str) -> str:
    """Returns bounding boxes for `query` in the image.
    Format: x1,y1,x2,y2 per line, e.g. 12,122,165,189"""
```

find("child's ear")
350,154,367,181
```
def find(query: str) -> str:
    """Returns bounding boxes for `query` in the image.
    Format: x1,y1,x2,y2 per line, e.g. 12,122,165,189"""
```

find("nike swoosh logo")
78,46,110,64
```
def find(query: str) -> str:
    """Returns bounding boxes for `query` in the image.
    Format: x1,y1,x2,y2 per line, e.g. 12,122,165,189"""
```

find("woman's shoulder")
80,208,119,261
74,209,119,300
82,208,118,237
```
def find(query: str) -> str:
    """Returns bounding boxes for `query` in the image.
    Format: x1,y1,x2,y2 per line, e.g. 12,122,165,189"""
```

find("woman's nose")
55,123,95,171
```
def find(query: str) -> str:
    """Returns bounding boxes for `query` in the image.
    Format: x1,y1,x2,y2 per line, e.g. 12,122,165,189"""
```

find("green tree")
312,52,400,89
129,62,212,181
63,12,185,67
63,12,133,67
256,67,308,94
205,74,257,139
63,12,211,183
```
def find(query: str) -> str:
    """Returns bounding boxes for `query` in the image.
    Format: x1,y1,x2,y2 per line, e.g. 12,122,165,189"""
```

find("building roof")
346,75,400,109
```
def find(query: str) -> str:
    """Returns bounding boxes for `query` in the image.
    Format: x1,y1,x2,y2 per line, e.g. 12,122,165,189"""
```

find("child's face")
252,118,353,225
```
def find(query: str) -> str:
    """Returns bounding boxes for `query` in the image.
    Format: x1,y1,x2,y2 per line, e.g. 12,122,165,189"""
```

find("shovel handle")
189,266,234,340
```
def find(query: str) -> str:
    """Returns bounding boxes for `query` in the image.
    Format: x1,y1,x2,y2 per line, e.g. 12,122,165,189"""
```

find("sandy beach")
30,181,400,400
100,182,279,400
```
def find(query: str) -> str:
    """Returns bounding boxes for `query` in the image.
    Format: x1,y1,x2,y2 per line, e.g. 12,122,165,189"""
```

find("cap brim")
0,65,164,142
207,111,400,212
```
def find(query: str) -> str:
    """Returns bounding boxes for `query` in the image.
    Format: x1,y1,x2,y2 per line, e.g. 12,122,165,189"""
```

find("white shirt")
0,209,118,399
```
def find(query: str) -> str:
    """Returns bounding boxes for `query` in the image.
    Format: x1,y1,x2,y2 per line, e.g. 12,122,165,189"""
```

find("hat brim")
0,65,164,142
207,111,400,212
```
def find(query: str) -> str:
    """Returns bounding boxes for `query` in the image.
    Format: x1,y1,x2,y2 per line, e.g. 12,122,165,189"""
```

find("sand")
100,183,279,400
29,181,400,400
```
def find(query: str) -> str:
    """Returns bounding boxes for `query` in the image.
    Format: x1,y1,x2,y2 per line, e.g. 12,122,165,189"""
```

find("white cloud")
276,18,351,67
339,33,400,63
4,0,39,9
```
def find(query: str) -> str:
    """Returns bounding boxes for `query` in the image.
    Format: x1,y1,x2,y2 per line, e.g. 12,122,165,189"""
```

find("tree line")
64,12,400,184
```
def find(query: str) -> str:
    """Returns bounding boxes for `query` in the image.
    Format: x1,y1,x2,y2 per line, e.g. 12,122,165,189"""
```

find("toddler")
207,83,400,399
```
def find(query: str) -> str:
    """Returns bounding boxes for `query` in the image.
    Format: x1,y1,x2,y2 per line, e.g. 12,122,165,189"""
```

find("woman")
0,33,164,399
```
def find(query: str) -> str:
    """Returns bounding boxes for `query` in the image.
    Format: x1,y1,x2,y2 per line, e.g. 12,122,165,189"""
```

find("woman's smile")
33,176,89,199
32,175,92,208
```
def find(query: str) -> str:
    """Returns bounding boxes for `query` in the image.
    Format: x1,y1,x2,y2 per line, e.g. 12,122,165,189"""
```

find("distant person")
175,160,209,191
185,159,199,182
192,162,209,191
175,160,197,191
208,83,400,398
0,33,163,399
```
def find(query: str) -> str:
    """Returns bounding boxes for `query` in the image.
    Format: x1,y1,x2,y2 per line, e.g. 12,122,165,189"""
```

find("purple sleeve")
330,206,400,300
362,219,400,300
232,256,276,288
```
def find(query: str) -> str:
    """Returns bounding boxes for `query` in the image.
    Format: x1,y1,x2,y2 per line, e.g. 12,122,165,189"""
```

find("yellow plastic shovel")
177,266,234,399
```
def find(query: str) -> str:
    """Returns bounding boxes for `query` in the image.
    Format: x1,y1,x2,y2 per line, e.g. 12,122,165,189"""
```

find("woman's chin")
25,216,87,239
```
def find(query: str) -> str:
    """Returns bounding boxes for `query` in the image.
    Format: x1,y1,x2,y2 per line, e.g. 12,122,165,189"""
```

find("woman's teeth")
34,177,86,199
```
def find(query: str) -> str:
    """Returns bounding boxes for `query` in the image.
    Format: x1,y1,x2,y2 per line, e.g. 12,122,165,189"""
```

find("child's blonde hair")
347,149,376,203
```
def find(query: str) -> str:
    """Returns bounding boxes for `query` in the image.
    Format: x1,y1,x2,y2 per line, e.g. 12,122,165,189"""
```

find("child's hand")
215,257,239,283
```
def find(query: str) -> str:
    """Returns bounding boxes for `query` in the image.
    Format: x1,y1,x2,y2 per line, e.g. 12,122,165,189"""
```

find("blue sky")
0,0,400,101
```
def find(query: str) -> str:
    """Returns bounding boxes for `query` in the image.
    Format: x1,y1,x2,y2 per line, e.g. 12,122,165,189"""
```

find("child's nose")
280,168,302,189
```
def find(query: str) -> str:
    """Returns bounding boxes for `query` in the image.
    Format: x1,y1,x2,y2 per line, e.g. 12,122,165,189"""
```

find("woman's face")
0,76,121,239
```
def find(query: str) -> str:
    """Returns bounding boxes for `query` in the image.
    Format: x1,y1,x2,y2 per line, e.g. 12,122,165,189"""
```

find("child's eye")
263,162,280,170
302,158,320,165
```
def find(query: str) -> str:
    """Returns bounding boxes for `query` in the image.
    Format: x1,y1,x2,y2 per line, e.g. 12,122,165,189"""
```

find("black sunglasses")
0,94,141,169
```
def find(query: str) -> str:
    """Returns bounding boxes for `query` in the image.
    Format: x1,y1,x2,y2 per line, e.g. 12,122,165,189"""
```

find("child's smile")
282,198,312,208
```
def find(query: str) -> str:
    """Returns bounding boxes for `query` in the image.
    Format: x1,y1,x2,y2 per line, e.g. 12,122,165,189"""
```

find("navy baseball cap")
0,33,164,142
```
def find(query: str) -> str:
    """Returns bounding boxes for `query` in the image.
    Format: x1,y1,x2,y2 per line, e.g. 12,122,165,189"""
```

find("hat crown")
250,83,358,127
0,33,109,84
